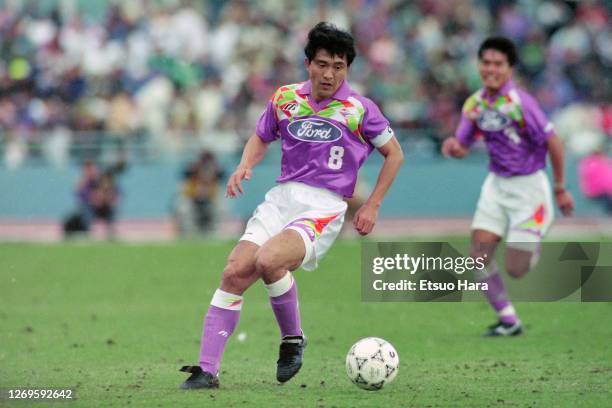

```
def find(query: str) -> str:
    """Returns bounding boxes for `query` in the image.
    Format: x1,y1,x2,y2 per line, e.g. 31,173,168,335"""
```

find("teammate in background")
442,36,574,336
180,22,403,388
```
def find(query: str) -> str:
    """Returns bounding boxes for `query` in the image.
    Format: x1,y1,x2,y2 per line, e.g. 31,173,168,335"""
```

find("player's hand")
353,203,378,236
441,137,468,159
226,166,252,198
555,189,575,216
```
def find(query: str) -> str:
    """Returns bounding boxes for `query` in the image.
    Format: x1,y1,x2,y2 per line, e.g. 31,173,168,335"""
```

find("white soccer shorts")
472,170,555,245
240,181,347,271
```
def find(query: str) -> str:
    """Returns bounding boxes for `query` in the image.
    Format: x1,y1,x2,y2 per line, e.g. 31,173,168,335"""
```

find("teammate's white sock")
499,304,517,319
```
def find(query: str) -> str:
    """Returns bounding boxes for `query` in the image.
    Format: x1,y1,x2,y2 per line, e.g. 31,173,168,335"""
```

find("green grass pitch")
1,240,611,407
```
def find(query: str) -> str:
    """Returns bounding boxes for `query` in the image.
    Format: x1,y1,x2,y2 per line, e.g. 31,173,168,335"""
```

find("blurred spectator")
0,0,610,163
552,103,608,156
64,160,122,238
90,170,121,233
76,160,100,211
174,150,224,235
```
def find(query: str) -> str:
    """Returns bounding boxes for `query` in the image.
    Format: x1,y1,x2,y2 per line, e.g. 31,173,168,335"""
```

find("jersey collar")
299,80,352,101
481,79,514,102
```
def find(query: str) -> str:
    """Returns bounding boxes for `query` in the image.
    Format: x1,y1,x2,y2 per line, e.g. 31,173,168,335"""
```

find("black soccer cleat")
485,320,523,337
276,335,307,383
179,365,219,389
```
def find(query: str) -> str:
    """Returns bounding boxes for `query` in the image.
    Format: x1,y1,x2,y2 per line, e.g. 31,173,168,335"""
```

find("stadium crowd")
0,0,610,168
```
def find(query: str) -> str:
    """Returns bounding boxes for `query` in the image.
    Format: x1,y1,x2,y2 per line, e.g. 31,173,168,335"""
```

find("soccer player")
180,22,403,388
442,36,575,336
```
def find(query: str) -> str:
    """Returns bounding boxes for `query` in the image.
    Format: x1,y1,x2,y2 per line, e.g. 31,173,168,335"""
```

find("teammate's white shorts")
240,182,347,271
472,170,554,245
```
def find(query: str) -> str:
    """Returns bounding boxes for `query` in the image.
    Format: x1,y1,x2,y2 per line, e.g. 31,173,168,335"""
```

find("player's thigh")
220,240,260,294
255,229,306,284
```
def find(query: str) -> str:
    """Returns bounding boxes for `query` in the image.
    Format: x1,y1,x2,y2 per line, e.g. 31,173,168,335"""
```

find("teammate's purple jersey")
455,80,555,177
256,80,394,197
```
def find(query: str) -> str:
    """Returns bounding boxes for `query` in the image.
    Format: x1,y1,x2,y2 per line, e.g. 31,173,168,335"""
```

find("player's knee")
254,249,277,275
470,248,493,266
221,259,257,292
470,243,497,265
470,248,484,262
254,247,299,283
506,263,529,279
470,231,500,263
505,245,539,279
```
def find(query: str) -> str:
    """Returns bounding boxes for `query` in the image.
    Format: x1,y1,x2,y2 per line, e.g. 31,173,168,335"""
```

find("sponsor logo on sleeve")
383,126,394,138
370,125,394,146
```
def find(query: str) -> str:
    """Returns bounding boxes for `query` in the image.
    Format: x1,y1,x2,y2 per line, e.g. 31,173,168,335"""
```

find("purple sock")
199,291,242,374
268,275,302,338
478,270,518,324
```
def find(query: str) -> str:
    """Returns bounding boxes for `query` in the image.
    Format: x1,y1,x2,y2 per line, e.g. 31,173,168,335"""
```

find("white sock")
210,289,243,311
264,272,293,297
499,304,517,318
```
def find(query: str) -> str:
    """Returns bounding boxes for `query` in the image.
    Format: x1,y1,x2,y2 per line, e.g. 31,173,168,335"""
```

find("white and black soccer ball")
345,337,399,390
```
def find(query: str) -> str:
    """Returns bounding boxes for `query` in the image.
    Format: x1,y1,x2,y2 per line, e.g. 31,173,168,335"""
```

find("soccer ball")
345,337,399,390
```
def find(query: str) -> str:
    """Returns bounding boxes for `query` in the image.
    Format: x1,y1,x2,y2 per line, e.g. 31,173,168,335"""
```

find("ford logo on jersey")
477,109,511,131
287,119,343,143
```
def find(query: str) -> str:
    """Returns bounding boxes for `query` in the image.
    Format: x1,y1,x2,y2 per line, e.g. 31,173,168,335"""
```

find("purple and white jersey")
456,80,555,177
256,80,394,197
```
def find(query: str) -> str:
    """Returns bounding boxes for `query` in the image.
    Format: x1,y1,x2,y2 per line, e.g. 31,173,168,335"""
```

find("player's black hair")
304,22,356,66
478,36,518,66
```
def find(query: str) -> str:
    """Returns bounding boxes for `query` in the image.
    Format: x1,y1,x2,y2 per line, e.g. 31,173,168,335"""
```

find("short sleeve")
455,98,478,147
255,101,279,143
519,90,555,144
361,98,394,148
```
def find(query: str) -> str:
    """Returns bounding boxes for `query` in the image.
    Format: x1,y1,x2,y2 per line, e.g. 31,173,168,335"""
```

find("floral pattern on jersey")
272,83,366,144
463,89,526,129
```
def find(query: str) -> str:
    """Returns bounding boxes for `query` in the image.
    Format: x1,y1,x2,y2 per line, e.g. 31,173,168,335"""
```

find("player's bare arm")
441,137,469,159
226,134,270,198
547,134,575,216
353,137,403,235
